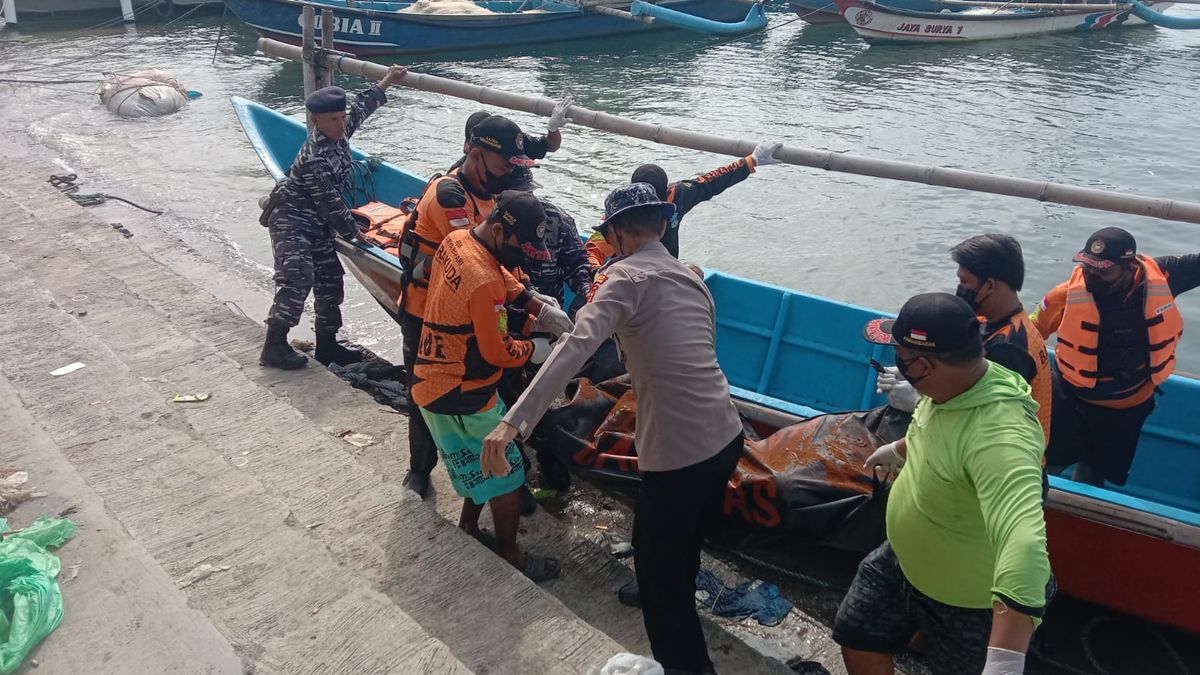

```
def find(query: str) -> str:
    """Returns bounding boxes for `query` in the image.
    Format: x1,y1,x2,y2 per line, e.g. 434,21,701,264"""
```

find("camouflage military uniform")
265,85,387,331
522,199,591,306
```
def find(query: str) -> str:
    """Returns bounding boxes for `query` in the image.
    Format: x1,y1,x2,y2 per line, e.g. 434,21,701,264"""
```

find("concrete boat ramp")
0,153,847,673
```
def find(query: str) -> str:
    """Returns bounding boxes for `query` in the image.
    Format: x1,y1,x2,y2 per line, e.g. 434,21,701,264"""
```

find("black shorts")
1045,375,1156,486
833,542,992,675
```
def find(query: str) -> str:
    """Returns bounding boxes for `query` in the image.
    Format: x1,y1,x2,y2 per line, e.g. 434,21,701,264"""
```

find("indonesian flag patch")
447,208,470,228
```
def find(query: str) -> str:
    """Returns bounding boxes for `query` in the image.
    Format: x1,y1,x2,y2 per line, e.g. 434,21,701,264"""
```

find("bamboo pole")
120,0,134,22
301,6,316,132
934,0,1128,9
319,9,335,89
256,37,1200,226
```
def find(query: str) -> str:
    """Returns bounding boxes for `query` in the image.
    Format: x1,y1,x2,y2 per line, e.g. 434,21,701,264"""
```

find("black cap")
506,167,542,192
864,293,982,354
469,115,535,167
305,86,346,114
491,191,549,260
1074,227,1137,270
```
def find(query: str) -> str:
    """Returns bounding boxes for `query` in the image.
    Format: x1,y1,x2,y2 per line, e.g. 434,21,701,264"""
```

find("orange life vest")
1055,255,1183,391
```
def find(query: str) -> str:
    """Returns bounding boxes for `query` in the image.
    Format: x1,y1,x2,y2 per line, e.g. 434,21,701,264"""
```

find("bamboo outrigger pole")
258,37,1200,225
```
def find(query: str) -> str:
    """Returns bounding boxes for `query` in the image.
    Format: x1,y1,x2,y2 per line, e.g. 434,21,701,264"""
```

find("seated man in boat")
259,65,408,370
839,294,1050,675
583,140,783,268
411,191,559,582
873,234,1053,450
1032,227,1200,487
397,114,574,499
483,183,744,674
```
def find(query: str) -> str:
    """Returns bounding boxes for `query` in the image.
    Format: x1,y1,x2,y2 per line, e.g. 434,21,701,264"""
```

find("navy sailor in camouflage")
259,65,408,370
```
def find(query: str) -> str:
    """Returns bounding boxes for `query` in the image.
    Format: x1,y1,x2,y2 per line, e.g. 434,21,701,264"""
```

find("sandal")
523,554,561,582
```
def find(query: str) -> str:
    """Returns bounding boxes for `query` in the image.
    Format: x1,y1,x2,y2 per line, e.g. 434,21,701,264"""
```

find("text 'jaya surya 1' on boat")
233,95,1200,637
790,0,1199,42
222,0,768,56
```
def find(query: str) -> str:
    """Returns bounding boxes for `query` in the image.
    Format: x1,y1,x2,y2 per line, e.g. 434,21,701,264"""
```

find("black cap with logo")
1074,227,1137,270
490,191,549,257
469,115,535,167
863,293,983,354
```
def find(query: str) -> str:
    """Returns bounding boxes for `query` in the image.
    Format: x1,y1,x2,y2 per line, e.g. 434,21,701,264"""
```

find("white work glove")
981,647,1025,675
751,140,783,167
532,302,575,338
548,95,575,133
529,337,553,365
530,289,560,310
864,441,905,475
876,366,920,413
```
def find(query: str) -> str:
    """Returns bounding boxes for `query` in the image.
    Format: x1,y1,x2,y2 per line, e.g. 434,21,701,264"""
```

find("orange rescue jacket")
1032,255,1183,405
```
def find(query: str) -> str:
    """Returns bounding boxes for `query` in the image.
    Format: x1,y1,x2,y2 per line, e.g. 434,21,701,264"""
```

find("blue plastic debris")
695,569,793,627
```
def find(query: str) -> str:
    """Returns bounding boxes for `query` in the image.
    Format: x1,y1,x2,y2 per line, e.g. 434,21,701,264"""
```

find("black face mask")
1084,269,1130,296
955,283,981,311
482,166,514,194
895,354,927,387
498,242,525,271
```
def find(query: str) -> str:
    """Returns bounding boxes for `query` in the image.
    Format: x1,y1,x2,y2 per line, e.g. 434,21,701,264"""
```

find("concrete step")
0,248,471,675
1,170,624,672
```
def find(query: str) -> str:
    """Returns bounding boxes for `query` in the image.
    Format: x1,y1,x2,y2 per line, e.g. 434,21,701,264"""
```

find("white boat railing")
256,36,1200,226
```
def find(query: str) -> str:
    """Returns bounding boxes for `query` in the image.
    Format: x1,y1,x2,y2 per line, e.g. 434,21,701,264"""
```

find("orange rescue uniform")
412,230,535,415
400,169,527,320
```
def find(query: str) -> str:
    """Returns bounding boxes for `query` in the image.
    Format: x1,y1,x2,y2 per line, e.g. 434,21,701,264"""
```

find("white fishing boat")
836,0,1172,42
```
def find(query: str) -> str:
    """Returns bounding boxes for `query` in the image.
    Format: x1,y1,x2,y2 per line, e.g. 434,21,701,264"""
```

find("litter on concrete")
695,569,794,627
600,653,663,675
177,563,231,589
49,362,85,377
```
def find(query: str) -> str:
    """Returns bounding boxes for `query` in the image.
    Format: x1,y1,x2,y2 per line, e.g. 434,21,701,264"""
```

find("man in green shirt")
841,293,1050,675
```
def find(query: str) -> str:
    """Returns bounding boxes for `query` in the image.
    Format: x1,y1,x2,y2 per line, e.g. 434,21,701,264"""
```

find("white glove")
981,647,1025,675
751,140,783,167
864,441,905,475
876,366,920,413
548,95,575,133
530,290,560,310
532,302,574,338
529,337,553,365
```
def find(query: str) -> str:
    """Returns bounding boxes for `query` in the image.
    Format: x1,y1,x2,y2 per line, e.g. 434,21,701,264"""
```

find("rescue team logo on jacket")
587,273,609,303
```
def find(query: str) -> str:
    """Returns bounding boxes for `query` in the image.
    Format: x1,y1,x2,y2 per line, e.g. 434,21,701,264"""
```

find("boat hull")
232,96,1200,635
836,0,1167,43
788,0,845,22
225,0,753,55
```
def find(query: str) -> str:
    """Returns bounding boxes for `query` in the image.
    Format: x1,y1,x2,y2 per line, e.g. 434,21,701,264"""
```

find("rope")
48,174,164,215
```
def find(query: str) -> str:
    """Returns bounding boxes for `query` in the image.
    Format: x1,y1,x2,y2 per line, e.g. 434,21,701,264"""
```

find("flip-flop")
523,554,561,583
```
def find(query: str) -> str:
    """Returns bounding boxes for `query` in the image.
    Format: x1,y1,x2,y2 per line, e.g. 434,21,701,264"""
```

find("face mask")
482,166,513,194
498,242,525,270
955,282,985,311
895,354,927,387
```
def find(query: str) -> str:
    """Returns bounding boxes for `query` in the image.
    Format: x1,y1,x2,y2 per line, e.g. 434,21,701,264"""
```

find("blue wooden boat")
232,96,1200,635
224,0,764,56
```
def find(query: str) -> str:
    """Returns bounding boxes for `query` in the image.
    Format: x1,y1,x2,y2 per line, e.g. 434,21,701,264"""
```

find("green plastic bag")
0,517,76,674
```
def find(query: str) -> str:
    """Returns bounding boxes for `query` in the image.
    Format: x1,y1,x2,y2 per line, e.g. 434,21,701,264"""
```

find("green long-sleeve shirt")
886,362,1050,619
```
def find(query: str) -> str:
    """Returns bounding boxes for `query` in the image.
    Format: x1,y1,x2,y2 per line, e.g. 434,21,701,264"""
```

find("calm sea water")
2,9,1199,367
2,8,1200,673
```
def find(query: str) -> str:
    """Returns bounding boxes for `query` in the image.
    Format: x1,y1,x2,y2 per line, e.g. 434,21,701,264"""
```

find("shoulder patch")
435,178,467,209
586,273,609,303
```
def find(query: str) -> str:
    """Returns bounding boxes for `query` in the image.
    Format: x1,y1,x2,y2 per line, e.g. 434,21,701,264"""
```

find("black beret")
305,86,347,114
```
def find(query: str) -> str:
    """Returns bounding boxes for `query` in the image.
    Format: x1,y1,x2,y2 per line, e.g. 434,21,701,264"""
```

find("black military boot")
259,324,307,370
315,329,364,366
